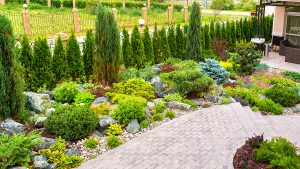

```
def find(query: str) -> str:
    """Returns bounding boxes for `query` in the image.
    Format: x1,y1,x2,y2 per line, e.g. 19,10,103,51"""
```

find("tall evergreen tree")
235,20,241,42
143,26,154,65
215,21,221,39
82,29,95,80
175,24,185,59
203,24,211,50
52,36,68,83
220,22,226,39
20,35,35,91
122,28,133,68
153,24,161,64
0,14,24,117
186,2,202,61
229,21,236,51
210,21,215,39
66,32,84,80
243,18,250,41
239,18,244,40
131,25,146,69
159,26,171,60
33,38,54,89
168,25,177,58
95,5,121,83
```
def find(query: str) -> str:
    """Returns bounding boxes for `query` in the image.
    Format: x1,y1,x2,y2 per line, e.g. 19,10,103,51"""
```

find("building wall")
273,6,286,37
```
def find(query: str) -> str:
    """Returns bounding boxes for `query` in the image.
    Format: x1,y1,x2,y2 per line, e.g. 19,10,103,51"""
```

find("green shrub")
140,120,150,128
112,78,155,100
120,67,156,82
44,105,98,141
265,85,299,107
138,67,156,81
113,97,146,125
18,108,31,123
155,100,166,114
267,77,296,87
165,110,175,119
251,106,259,112
153,113,163,121
255,137,300,168
163,93,183,102
257,99,283,115
53,82,80,103
220,97,231,104
0,132,42,168
84,139,99,149
74,91,95,105
39,137,83,168
107,135,122,149
181,99,197,109
223,87,260,106
282,71,300,82
255,63,269,71
176,60,199,71
107,123,123,136
90,102,112,118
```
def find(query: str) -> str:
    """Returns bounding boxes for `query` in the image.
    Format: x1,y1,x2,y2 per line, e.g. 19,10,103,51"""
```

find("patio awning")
260,0,300,6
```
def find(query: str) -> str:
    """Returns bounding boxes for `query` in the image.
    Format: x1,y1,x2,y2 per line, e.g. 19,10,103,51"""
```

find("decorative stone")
258,94,266,99
34,137,56,151
151,64,161,73
158,88,177,98
146,102,155,109
47,164,56,169
202,102,213,108
92,97,109,106
45,108,55,117
93,130,104,137
153,98,163,104
292,107,300,113
99,115,115,129
34,117,47,128
145,108,151,116
61,103,69,107
167,101,191,110
32,155,49,169
229,97,236,103
126,119,140,133
24,92,54,113
151,76,163,95
78,84,85,92
65,148,81,156
204,93,219,103
40,90,55,100
234,96,249,106
10,167,28,169
0,119,25,135
228,79,237,84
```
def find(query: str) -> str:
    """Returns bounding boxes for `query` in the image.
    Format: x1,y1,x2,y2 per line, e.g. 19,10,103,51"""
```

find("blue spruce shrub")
200,59,230,84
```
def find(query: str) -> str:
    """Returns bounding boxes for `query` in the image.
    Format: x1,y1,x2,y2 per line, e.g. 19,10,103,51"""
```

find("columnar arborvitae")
66,32,84,80
52,36,68,83
131,25,146,69
122,28,133,68
210,21,215,39
20,35,35,91
168,25,177,58
203,24,211,50
95,5,121,83
143,26,154,65
239,18,244,40
243,18,250,41
215,21,221,39
220,22,226,39
235,20,241,42
229,21,236,51
153,24,161,64
159,26,171,60
0,14,24,118
186,2,202,61
175,24,185,59
82,29,95,80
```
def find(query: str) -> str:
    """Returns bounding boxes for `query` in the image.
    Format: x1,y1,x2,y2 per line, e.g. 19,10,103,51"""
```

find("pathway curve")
78,103,300,169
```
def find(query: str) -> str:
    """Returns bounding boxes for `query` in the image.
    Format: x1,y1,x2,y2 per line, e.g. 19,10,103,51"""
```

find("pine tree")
168,25,177,58
159,26,171,60
82,29,95,80
175,24,185,59
33,38,54,89
0,14,24,118
131,25,146,69
94,5,121,83
20,35,35,91
143,26,154,65
186,2,202,61
52,36,68,83
153,24,161,64
203,24,211,50
122,28,133,68
66,32,84,80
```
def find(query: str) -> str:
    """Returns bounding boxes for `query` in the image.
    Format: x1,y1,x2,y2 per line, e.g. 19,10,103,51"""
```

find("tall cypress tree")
95,5,121,83
175,24,185,59
159,26,171,60
83,29,95,80
210,21,215,39
235,20,241,42
143,26,154,65
203,24,211,50
215,21,221,39
221,22,226,39
186,2,202,61
20,35,35,91
153,24,161,64
66,32,84,80
0,14,24,118
168,25,177,58
239,18,244,40
33,38,54,89
243,18,250,41
122,28,133,68
52,36,68,83
229,21,236,51
131,25,146,69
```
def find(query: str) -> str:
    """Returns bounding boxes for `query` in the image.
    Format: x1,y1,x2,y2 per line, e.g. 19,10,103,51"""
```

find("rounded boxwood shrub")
53,82,80,103
74,91,95,105
44,105,98,141
265,85,300,107
153,113,163,121
257,99,283,115
84,139,99,149
107,135,122,149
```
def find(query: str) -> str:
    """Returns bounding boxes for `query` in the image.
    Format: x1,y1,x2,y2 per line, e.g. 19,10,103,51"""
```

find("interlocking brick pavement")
78,103,300,169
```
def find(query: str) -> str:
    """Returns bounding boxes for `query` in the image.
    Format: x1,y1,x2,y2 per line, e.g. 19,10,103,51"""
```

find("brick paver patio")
78,103,300,169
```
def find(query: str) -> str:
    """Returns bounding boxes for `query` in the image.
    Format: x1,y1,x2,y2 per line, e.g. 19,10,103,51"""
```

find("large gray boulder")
32,155,49,169
99,115,115,129
34,117,47,128
45,108,55,117
146,102,155,109
167,101,191,110
204,93,219,103
65,148,81,156
24,92,54,113
158,88,177,98
34,137,56,151
40,90,55,100
151,64,162,73
151,76,163,95
0,119,25,135
92,97,109,106
126,119,140,133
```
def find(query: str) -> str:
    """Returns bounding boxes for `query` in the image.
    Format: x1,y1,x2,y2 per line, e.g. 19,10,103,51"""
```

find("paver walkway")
262,52,300,73
78,103,300,169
